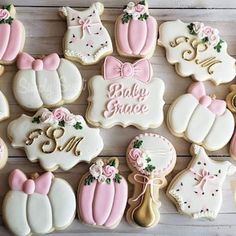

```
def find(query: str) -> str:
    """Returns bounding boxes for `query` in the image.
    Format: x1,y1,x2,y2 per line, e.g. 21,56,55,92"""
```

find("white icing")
158,20,236,85
0,90,9,121
168,93,234,151
13,58,82,110
87,75,165,129
168,144,236,220
7,108,104,171
0,137,8,169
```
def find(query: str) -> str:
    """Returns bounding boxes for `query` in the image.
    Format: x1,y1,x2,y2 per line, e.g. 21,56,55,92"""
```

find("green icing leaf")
58,120,65,127
106,178,111,184
108,159,116,167
146,157,151,163
139,0,146,5
138,13,149,21
133,140,143,148
201,37,209,43
144,164,156,172
73,122,83,130
84,175,95,185
114,174,122,183
32,116,41,124
214,39,224,53
187,23,197,35
121,12,132,24
0,16,13,25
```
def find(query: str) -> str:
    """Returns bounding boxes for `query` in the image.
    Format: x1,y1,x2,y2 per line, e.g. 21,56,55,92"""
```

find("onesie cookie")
3,169,76,235
115,1,157,58
168,144,236,220
78,157,128,229
0,90,9,121
86,56,165,129
13,52,83,111
126,133,176,228
59,2,113,65
158,20,236,85
167,81,234,151
0,137,8,169
7,107,104,171
0,5,25,76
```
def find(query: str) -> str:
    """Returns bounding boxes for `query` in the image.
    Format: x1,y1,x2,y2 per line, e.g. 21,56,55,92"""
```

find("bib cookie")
0,5,25,76
59,2,113,65
168,144,236,220
158,20,236,85
78,157,128,229
0,90,9,121
0,137,8,169
13,52,83,110
115,1,157,58
86,56,165,129
126,133,176,228
167,82,234,151
7,107,104,171
3,169,76,235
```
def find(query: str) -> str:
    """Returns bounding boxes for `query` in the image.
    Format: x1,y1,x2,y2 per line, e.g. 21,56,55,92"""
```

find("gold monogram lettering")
25,129,44,145
58,137,84,156
195,57,222,74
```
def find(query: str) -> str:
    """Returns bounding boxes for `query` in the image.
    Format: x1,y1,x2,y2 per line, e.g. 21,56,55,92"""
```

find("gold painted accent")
195,57,222,75
231,94,236,110
226,85,236,113
169,36,189,47
25,129,44,145
58,137,83,156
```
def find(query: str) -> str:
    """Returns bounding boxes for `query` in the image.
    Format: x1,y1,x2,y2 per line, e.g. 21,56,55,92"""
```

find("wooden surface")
0,0,236,235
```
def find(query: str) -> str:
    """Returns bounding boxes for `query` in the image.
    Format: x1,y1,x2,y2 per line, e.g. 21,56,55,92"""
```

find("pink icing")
188,82,226,116
0,9,10,20
17,52,60,71
9,169,53,195
129,148,143,161
102,165,117,178
52,107,70,121
0,24,10,60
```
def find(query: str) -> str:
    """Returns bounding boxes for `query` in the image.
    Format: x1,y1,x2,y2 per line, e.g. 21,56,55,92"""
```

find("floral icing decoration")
187,22,224,52
85,159,122,185
122,1,149,23
31,107,83,130
129,139,156,174
0,5,13,24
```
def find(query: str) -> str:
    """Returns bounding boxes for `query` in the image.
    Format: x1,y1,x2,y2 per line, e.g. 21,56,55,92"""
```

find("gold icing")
25,129,44,145
169,36,189,47
195,57,222,74
58,137,83,156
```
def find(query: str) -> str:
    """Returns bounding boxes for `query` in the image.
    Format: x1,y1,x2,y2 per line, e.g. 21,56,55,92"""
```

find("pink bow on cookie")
9,169,53,195
188,82,226,116
103,56,152,83
17,53,60,71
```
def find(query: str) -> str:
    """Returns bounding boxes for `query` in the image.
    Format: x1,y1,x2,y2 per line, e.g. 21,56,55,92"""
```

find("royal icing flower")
64,113,76,126
98,174,107,183
52,107,70,121
136,156,145,167
192,22,204,33
40,110,57,125
132,12,140,20
103,165,117,179
89,163,103,179
0,9,10,20
135,4,145,14
129,148,143,161
95,159,104,167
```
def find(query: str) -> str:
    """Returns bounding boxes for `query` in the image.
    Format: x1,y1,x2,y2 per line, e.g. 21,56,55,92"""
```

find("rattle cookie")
86,56,165,129
126,133,176,228
115,1,157,58
13,52,83,111
3,169,76,235
7,107,104,171
158,20,236,85
167,81,234,151
168,144,236,220
78,157,128,229
0,90,9,121
59,2,113,65
0,137,8,169
0,5,25,76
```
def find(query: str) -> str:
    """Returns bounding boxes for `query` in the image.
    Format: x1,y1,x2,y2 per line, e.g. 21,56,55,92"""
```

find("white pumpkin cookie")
3,169,76,235
158,20,236,85
86,56,165,129
0,137,8,169
7,107,104,171
167,144,236,220
115,1,157,58
13,52,83,111
59,2,113,65
167,82,234,151
0,5,25,76
0,90,9,121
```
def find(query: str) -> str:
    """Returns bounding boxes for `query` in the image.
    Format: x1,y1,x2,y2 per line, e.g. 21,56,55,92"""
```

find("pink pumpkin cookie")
115,1,157,58
78,157,128,229
0,5,25,76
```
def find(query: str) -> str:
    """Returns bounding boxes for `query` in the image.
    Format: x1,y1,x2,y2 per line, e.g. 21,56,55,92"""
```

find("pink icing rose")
136,156,145,167
0,9,10,20
102,165,117,178
40,110,57,125
89,164,103,179
201,26,214,39
64,113,76,126
208,29,220,46
193,22,204,33
135,4,145,14
129,148,143,161
52,107,70,121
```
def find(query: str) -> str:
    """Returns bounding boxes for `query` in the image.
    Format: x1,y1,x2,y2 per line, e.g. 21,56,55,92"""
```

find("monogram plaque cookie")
7,107,104,171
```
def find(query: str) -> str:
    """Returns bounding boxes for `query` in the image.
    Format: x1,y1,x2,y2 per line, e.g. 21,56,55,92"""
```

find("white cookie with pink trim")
167,144,236,220
7,107,104,171
86,56,165,130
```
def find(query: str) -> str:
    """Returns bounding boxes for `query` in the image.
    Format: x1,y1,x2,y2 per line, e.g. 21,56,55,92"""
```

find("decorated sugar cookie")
167,82,234,151
86,56,165,129
0,5,25,76
158,20,236,85
7,107,104,171
78,157,128,229
168,144,236,220
59,2,113,65
0,90,9,121
229,130,236,160
13,52,83,110
0,137,8,169
115,1,157,58
3,169,76,235
126,133,176,228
